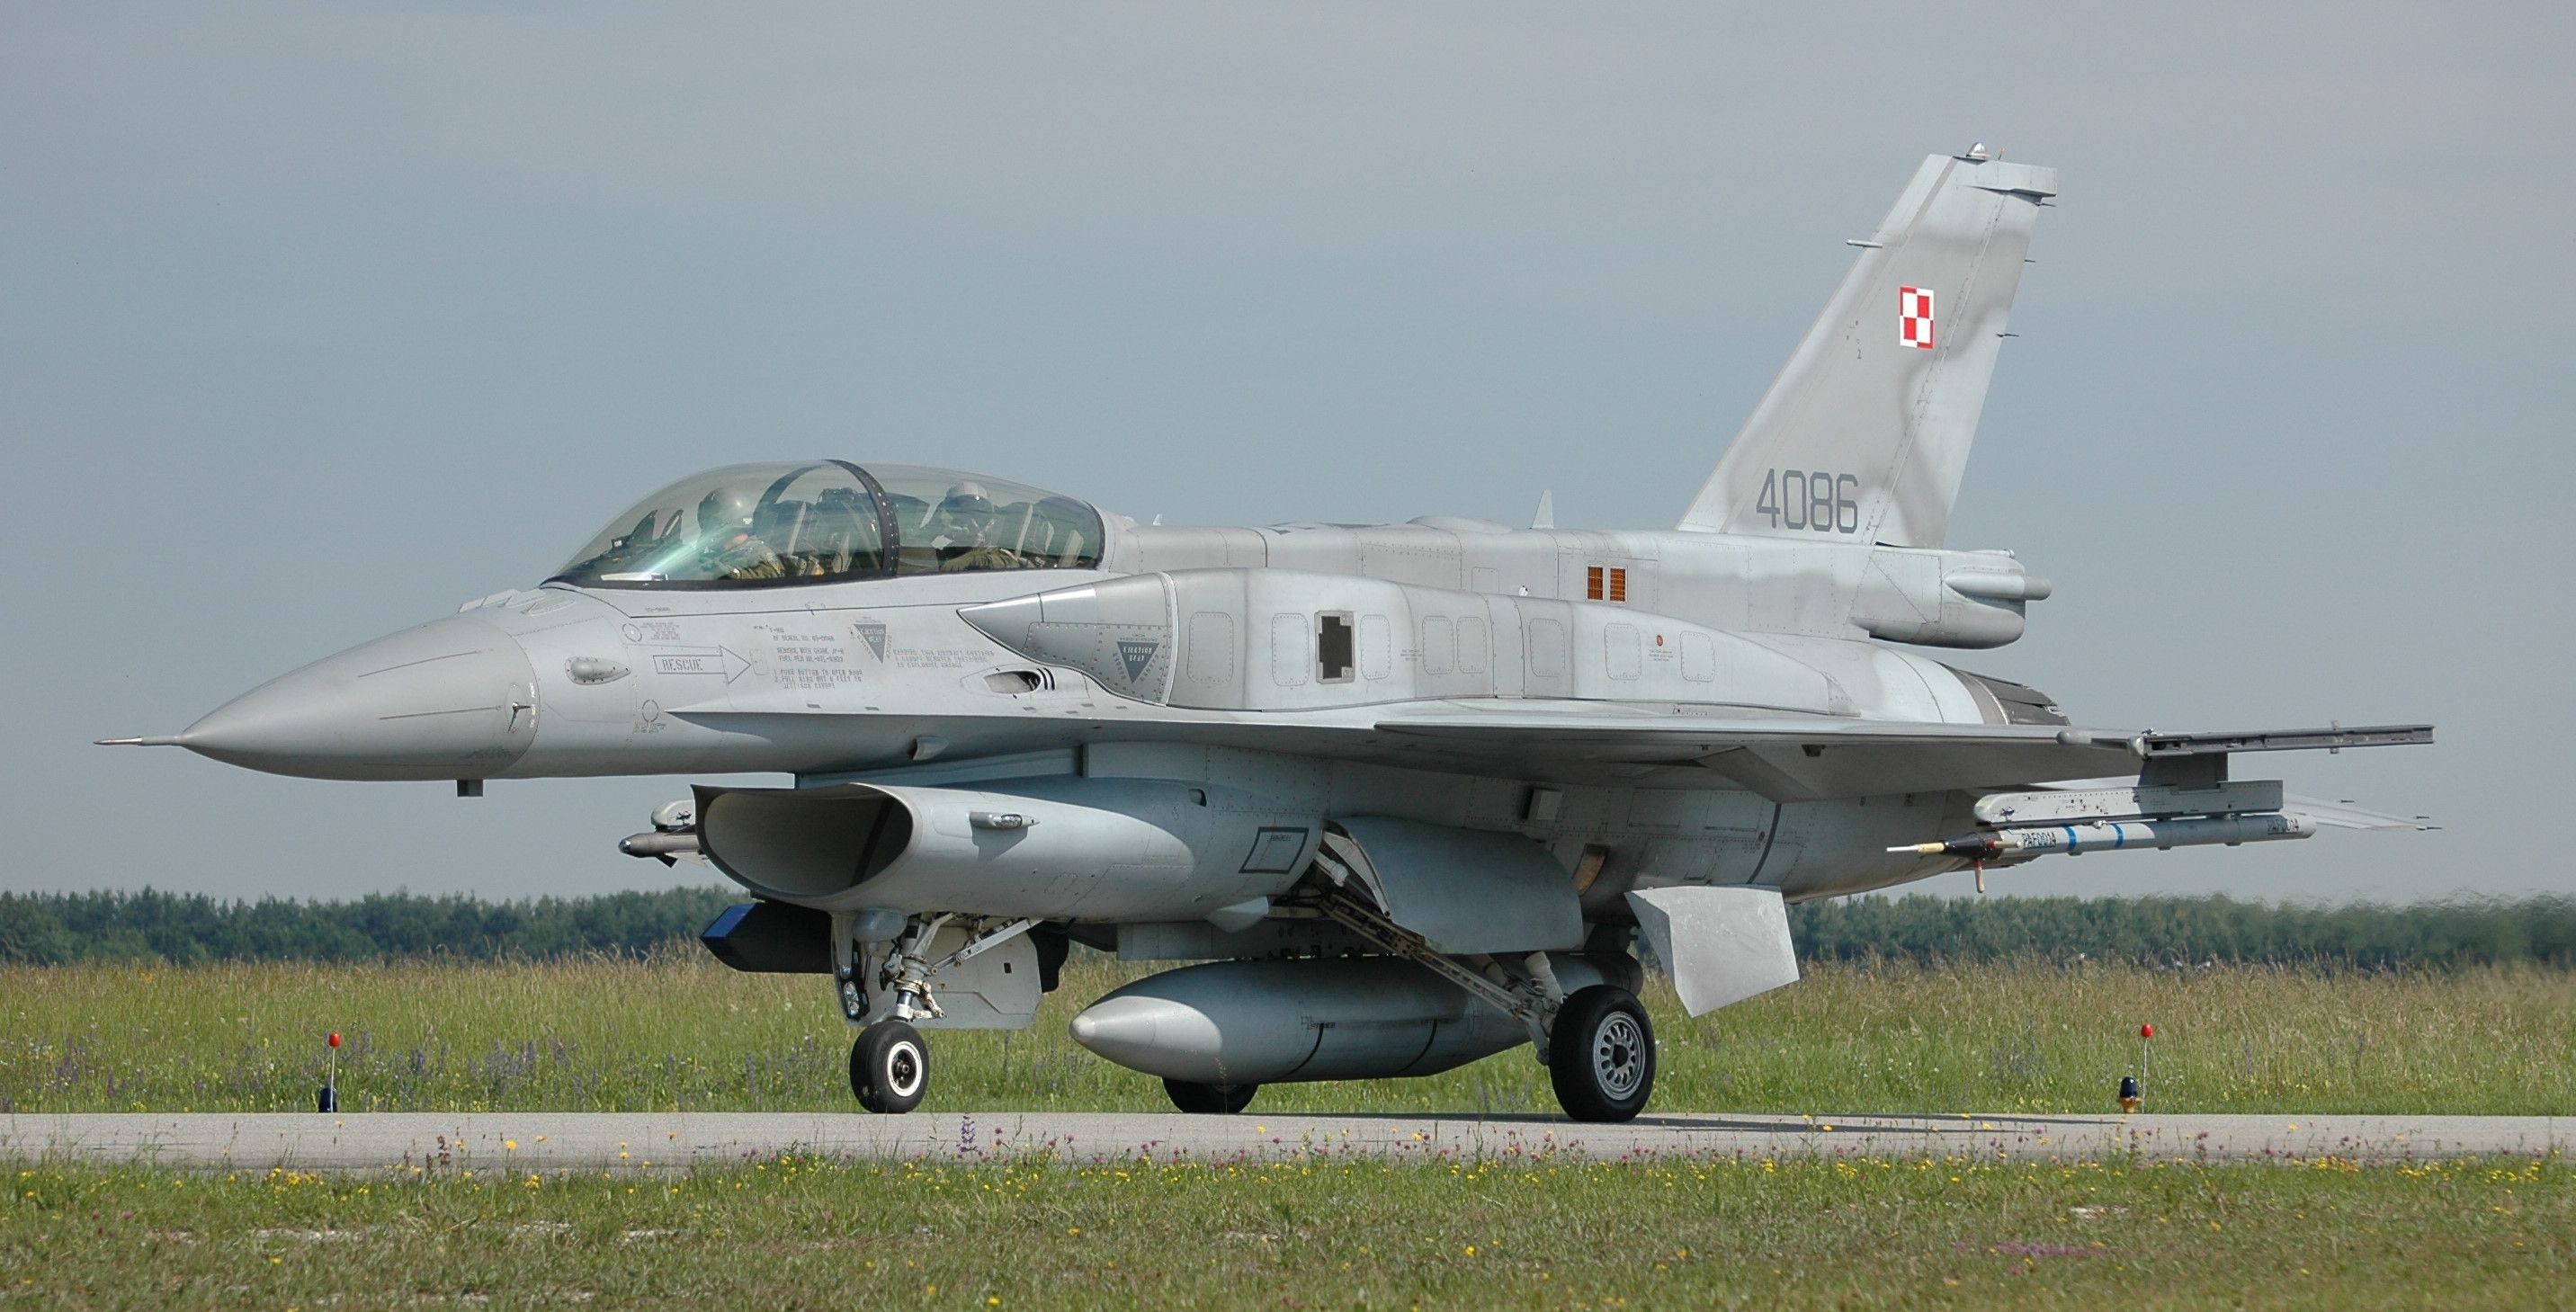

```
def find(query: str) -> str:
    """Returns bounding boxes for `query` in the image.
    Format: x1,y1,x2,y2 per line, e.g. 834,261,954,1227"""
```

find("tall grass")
4,954,2569,1116
5,1156,2572,1310
13,889,2575,968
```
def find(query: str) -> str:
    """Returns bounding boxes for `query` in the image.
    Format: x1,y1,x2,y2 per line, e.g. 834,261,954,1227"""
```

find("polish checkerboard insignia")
1899,286,1935,350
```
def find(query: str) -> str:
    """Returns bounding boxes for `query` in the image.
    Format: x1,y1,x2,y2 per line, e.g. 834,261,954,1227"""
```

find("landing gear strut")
1306,882,1657,1123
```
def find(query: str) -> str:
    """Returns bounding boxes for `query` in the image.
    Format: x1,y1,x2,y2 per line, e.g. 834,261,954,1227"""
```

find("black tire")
1163,1078,1258,1115
1547,984,1655,1122
850,1019,929,1114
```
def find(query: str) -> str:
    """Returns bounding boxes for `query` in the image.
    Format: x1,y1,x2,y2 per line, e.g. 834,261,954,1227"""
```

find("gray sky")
4,3,2568,906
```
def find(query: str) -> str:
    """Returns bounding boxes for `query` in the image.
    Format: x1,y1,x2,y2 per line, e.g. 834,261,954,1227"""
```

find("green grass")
3,1153,2569,1308
13,957,2564,1307
5,955,2571,1116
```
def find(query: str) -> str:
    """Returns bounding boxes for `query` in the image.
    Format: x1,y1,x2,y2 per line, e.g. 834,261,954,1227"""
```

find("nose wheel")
850,1019,929,1114
1547,984,1655,1122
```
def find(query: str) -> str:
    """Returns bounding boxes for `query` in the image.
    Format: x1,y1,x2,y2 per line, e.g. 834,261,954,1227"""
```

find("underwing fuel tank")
1068,955,1633,1085
692,779,1323,922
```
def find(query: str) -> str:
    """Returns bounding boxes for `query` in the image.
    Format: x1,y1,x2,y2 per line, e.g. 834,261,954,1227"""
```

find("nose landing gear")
836,913,1040,1115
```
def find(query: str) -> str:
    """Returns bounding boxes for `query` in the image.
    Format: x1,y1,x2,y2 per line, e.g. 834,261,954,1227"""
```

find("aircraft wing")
1368,707,2432,802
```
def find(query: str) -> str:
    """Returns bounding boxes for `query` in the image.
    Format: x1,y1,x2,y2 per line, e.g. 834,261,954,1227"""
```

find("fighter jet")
104,147,2430,1122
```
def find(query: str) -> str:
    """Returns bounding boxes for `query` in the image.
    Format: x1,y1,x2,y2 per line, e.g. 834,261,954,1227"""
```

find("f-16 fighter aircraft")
105,147,2430,1121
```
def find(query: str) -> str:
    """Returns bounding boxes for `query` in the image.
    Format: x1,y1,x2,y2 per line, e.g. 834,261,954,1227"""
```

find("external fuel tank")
1068,955,1632,1085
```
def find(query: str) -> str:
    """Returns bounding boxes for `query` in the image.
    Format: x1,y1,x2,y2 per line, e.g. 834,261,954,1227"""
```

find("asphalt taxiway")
2,1111,2563,1171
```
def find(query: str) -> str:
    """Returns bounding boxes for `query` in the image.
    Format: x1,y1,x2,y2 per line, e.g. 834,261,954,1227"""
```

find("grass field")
2,1153,2568,1308
4,955,2570,1117
8,958,2571,1308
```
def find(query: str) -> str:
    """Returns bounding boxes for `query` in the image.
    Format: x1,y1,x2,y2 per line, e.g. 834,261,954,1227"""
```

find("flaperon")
103,147,2432,1123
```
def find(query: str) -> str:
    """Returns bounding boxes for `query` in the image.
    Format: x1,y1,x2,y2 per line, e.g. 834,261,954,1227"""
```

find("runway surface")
2,1111,2563,1171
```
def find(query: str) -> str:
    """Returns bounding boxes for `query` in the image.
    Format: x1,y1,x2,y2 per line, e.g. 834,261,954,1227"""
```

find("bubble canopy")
550,462,1106,588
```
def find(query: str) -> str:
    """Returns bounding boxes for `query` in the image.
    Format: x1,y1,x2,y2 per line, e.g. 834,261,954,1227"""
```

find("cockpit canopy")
550,462,1106,588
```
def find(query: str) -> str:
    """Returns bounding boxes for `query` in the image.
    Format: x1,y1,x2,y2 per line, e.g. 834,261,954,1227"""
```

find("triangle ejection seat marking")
852,622,890,662
1116,638,1161,683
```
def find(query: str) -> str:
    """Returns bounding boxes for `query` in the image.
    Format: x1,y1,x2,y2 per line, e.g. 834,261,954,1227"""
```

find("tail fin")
1677,150,2055,548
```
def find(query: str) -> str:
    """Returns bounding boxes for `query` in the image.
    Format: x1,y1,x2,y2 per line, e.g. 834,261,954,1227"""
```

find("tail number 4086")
1754,469,1860,533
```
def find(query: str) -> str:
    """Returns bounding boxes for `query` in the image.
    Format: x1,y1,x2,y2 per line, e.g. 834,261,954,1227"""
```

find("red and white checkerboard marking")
1899,286,1936,350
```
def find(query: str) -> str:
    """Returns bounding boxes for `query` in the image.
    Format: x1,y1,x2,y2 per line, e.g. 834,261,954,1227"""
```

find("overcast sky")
4,3,2568,906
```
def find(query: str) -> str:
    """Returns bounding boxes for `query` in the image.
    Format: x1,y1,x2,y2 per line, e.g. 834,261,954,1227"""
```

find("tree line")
1,886,2570,969
0,887,740,966
1788,892,2576,970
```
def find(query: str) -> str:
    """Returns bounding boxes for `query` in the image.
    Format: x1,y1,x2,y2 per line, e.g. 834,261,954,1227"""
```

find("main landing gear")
1310,883,1657,1123
1546,984,1656,1122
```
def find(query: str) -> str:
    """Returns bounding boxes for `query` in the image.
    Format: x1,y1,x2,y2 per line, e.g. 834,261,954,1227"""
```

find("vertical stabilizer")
1677,151,2054,548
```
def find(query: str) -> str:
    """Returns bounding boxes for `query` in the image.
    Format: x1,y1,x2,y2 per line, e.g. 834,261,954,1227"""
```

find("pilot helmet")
937,482,997,536
695,485,763,538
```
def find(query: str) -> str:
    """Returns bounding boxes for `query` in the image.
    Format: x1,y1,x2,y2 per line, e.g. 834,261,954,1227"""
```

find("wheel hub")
1592,1013,1646,1099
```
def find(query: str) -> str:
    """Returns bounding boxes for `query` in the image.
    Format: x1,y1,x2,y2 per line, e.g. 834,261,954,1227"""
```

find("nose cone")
182,615,539,781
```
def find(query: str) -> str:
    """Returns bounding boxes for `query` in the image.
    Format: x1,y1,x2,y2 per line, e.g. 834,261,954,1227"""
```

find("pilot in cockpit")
932,482,1022,572
694,484,786,581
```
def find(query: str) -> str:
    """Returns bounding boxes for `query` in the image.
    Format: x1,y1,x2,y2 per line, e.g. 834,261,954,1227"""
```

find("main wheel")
1163,1078,1258,1115
850,1019,929,1113
1547,984,1655,1122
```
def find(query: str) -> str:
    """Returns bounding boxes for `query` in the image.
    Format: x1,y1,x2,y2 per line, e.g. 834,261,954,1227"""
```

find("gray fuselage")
181,510,2056,914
